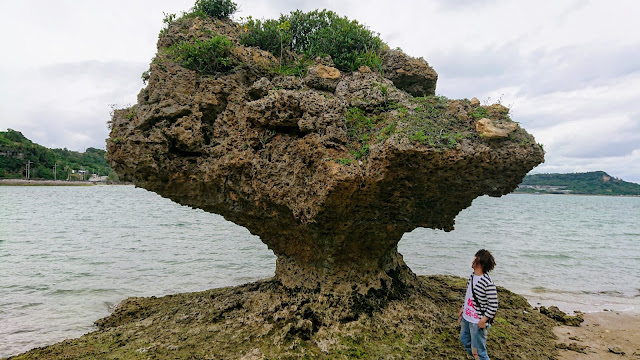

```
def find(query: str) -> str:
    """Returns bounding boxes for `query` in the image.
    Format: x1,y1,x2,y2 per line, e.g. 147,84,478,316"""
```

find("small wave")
586,290,624,296
531,286,575,295
529,287,633,298
531,286,550,293
528,253,572,260
19,302,43,309
49,288,115,296
6,328,37,335
49,289,82,296
70,272,95,279
21,285,51,292
103,301,123,313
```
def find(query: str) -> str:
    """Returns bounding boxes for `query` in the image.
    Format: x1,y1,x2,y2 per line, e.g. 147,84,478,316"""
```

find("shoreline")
2,277,638,359
0,179,132,186
521,292,640,316
3,275,561,359
512,191,640,198
0,179,95,186
555,311,640,359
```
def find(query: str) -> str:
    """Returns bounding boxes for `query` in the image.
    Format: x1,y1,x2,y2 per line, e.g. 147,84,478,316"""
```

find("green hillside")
0,129,113,180
517,171,640,196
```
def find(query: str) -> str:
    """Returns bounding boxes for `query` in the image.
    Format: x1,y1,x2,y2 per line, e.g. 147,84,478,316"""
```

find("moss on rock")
10,276,558,359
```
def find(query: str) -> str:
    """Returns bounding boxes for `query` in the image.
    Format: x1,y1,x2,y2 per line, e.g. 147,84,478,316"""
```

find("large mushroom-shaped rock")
107,16,543,301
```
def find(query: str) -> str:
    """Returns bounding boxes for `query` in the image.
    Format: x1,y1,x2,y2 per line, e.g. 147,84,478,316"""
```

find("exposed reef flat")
9,276,558,359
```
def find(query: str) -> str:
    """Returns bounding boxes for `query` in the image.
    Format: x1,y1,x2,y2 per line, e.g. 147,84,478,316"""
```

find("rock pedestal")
107,16,544,302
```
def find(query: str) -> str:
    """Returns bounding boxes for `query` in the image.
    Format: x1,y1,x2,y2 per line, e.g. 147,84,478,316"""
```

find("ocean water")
0,185,639,357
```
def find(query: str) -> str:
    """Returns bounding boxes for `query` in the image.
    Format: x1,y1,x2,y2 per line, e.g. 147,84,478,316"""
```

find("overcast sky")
1,0,639,183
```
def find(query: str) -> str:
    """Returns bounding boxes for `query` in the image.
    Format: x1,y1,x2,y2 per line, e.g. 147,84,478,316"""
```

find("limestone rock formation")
476,118,519,139
381,49,438,96
107,15,544,303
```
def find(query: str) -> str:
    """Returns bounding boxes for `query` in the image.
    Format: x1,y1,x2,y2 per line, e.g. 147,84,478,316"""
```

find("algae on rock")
11,276,559,359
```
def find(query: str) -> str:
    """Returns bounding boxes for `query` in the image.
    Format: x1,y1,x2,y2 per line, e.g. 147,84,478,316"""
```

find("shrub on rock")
193,0,237,19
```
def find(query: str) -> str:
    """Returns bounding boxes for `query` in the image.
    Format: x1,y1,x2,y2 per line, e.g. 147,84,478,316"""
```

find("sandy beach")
555,312,640,359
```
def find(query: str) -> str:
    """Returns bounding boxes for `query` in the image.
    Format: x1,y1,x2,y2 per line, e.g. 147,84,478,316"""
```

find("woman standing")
458,249,498,360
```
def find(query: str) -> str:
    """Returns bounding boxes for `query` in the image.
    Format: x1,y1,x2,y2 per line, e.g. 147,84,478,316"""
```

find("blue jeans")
460,319,489,360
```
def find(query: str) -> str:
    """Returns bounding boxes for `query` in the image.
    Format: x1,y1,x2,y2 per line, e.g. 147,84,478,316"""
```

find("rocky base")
10,276,558,360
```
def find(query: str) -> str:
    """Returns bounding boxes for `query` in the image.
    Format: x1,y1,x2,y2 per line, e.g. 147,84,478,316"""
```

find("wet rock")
557,342,588,354
608,345,625,355
12,276,560,359
540,306,584,326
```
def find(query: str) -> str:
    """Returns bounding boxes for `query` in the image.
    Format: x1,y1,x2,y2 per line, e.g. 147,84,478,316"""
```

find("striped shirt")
467,273,498,319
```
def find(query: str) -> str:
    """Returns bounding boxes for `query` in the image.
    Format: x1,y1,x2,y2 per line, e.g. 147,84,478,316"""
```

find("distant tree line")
518,171,640,196
0,129,114,180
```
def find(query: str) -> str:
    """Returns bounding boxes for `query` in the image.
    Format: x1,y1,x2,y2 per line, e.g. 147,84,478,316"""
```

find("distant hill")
0,129,113,180
516,171,640,196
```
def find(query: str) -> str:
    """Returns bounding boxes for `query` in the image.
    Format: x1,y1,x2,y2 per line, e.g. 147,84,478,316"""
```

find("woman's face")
472,257,482,271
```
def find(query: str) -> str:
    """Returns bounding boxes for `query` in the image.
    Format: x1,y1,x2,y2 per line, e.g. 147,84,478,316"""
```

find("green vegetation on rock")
342,96,489,160
0,129,113,180
516,171,640,195
10,276,558,359
399,96,473,148
166,35,233,74
240,9,384,72
345,107,381,159
192,0,237,19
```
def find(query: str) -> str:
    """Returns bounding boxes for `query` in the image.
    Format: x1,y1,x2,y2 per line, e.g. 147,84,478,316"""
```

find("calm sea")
0,185,639,357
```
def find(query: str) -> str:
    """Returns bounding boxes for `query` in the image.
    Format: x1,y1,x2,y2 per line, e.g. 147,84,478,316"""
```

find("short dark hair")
475,249,496,273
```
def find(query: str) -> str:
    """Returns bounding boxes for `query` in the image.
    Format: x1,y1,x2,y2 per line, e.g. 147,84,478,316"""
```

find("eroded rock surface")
11,276,559,359
107,16,544,299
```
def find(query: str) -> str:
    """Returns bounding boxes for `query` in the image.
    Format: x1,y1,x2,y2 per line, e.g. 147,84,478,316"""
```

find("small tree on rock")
193,0,237,19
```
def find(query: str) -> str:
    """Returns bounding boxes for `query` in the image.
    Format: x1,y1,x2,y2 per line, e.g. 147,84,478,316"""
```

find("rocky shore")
8,275,559,359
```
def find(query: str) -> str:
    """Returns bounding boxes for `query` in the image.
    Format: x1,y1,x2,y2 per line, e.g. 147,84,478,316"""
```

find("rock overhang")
107,13,544,293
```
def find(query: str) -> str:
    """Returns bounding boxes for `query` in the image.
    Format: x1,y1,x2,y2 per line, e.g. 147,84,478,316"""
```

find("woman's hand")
458,306,463,323
477,317,487,329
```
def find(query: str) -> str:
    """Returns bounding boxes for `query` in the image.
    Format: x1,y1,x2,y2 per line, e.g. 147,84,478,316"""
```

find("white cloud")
0,61,144,150
0,0,639,183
